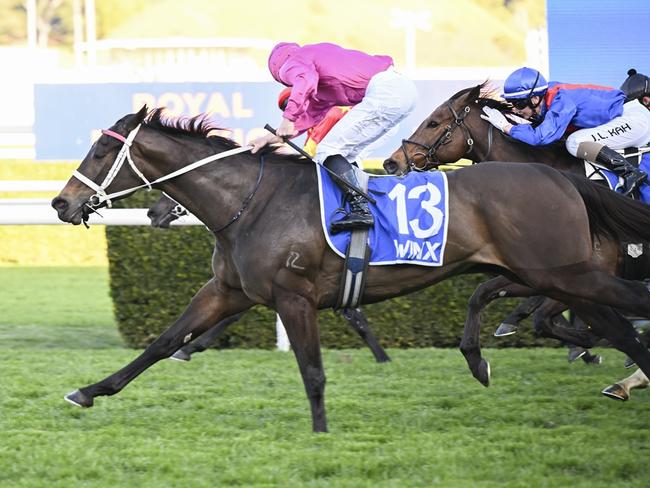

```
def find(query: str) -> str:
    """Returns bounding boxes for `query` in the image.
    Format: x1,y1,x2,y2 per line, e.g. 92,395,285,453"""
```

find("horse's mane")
142,107,304,163
143,108,241,149
448,81,514,113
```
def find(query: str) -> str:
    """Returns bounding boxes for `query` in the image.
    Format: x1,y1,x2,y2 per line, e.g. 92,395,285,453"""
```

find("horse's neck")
151,146,317,234
479,127,578,171
144,141,263,232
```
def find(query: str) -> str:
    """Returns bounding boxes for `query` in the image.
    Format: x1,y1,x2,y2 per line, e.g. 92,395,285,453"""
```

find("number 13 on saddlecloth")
388,182,444,239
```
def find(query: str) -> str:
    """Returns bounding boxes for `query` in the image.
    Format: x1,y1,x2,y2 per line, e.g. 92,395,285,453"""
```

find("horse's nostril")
51,197,68,212
383,159,398,175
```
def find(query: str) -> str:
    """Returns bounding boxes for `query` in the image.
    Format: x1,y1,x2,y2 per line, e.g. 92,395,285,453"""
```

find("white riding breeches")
314,68,418,164
566,99,650,156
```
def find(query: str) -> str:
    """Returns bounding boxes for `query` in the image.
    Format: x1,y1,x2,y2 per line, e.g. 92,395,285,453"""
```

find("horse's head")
384,83,492,175
147,194,187,229
52,106,149,225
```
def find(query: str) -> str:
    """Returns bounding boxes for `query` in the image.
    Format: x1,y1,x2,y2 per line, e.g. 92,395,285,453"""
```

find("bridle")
398,100,500,173
162,192,189,218
73,125,149,208
71,124,261,232
400,101,475,172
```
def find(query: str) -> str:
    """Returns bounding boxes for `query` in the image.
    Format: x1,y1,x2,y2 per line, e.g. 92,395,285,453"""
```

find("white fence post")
275,314,290,352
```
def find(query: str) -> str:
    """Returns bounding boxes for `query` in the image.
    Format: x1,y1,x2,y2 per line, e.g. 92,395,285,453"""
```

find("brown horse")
52,107,650,432
383,82,650,385
147,194,390,363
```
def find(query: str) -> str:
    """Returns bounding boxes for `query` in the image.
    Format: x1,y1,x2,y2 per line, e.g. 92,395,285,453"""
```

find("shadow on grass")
0,324,124,349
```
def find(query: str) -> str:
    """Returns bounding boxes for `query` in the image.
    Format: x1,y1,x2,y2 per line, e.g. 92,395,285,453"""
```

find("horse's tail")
561,172,650,242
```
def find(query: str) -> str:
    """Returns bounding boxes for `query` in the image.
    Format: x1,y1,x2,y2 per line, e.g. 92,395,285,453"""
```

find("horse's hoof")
170,349,191,362
474,359,491,387
601,384,629,401
567,346,587,363
583,354,602,365
64,389,94,408
494,323,517,337
624,357,636,369
373,350,391,363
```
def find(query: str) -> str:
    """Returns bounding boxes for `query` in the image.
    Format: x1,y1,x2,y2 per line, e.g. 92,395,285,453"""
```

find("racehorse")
147,194,390,363
382,82,650,386
52,106,650,432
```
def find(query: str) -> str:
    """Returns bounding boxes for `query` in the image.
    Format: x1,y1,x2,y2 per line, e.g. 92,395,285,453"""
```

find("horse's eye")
427,120,439,128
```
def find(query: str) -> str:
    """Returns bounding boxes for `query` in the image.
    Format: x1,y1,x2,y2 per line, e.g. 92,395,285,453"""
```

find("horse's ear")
124,105,148,132
135,104,148,122
468,84,482,102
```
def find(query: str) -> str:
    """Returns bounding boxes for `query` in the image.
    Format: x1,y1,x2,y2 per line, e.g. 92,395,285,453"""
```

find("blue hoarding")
547,0,650,87
34,80,495,161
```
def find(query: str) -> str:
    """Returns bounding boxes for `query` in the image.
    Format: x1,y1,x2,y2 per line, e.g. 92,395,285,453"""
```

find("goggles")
510,98,530,110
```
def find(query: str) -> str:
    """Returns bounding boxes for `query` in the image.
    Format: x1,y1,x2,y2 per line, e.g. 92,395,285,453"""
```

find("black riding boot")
324,155,374,233
595,146,648,196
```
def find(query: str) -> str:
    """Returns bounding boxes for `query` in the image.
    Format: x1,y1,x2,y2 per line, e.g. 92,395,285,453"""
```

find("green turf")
1,348,649,488
1,267,649,487
0,267,121,348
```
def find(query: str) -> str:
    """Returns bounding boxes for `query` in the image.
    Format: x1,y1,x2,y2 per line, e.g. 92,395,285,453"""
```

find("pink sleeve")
278,58,319,123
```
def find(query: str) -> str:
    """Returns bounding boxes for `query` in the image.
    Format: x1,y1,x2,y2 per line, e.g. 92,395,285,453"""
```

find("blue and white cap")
502,67,548,99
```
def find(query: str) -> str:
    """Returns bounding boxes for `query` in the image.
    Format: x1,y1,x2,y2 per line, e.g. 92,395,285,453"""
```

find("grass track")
2,348,649,487
1,267,649,487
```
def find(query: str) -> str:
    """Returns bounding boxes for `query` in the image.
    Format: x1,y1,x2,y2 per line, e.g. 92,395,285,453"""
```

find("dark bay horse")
52,107,650,432
147,194,390,363
383,82,650,386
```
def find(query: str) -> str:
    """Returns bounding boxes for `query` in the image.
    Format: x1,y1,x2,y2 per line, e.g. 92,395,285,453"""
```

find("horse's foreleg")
568,302,650,381
495,295,547,337
461,276,535,386
342,308,390,363
602,368,650,401
65,279,252,408
171,312,245,362
272,269,327,433
531,301,601,348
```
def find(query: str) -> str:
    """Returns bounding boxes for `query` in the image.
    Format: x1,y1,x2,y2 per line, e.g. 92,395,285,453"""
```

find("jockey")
277,87,352,158
481,66,650,195
620,68,650,108
251,42,417,233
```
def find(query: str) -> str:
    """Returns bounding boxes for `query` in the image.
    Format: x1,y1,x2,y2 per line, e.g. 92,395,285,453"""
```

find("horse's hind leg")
602,368,649,401
342,308,390,363
539,269,650,319
65,279,253,408
272,269,327,433
461,276,537,386
171,312,245,362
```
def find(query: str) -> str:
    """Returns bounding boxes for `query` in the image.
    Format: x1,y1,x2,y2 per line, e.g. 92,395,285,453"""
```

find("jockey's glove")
480,106,510,132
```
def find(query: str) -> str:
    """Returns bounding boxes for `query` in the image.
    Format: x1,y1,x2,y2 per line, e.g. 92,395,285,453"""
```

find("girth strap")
336,168,371,310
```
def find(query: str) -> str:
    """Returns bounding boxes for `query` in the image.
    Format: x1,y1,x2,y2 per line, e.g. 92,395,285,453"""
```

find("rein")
212,153,265,233
400,101,474,171
73,124,260,232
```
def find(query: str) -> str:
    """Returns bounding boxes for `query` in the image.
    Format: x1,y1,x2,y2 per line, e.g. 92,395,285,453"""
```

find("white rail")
0,180,65,192
0,181,200,225
0,203,203,226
